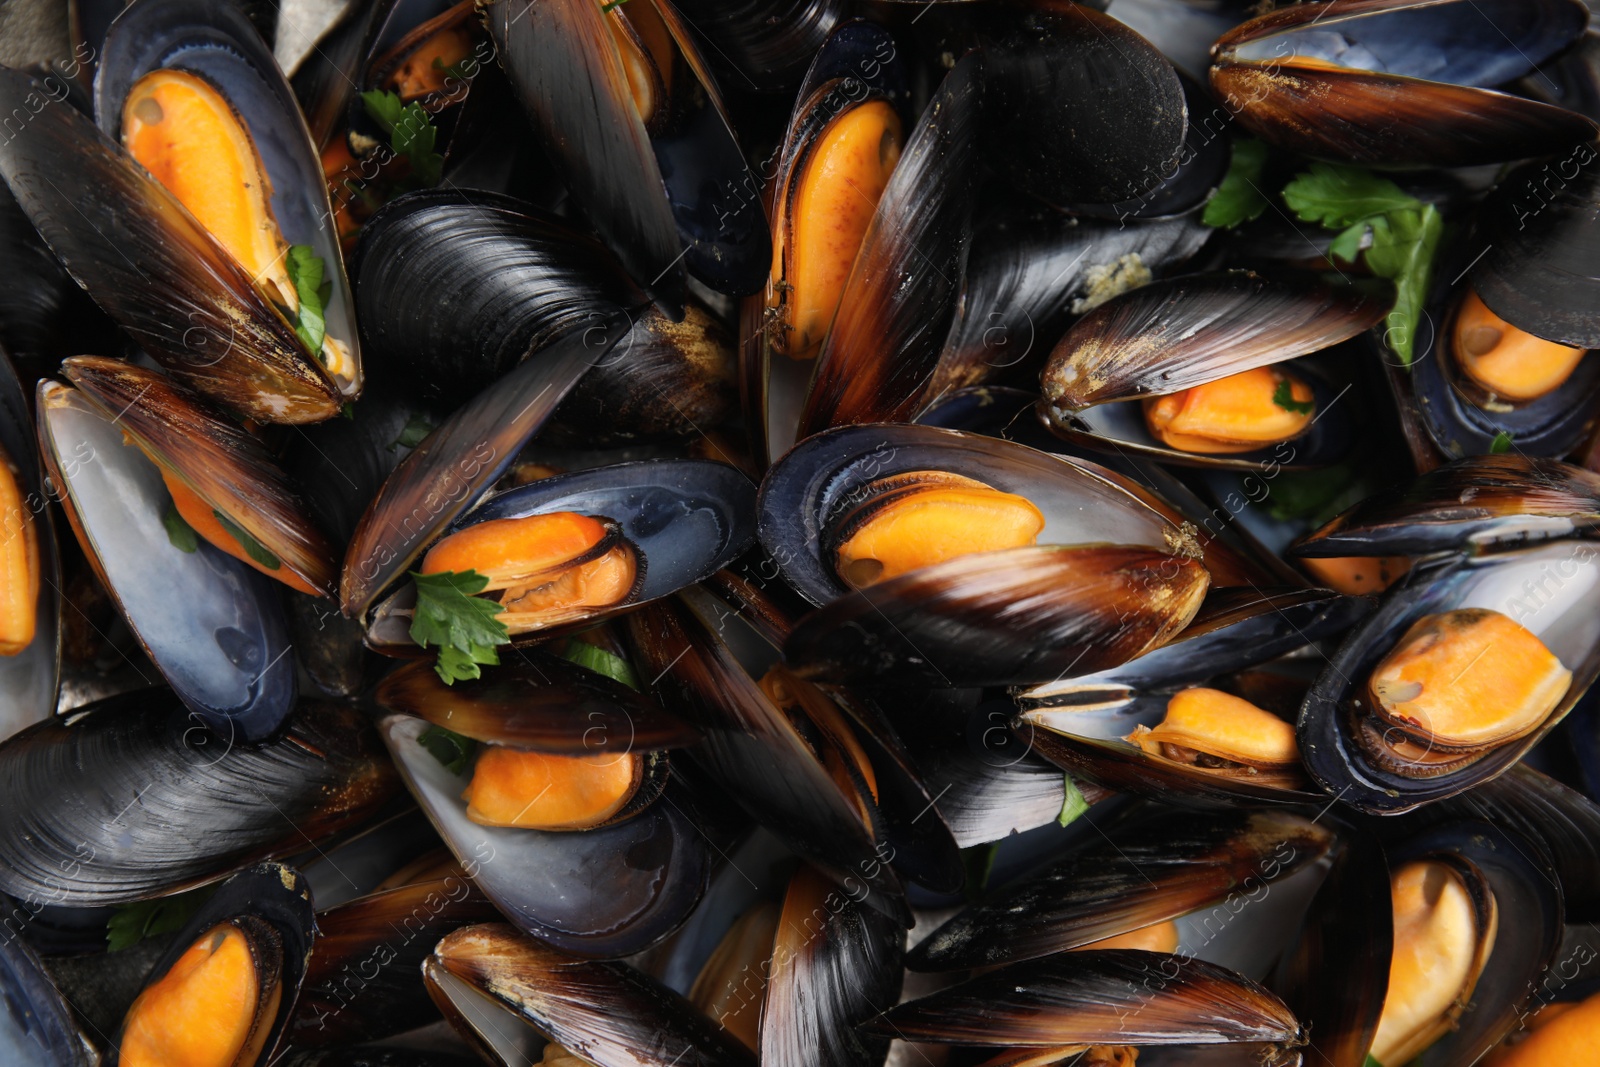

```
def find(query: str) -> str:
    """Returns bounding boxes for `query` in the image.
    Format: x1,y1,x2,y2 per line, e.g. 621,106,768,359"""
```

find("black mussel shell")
0,931,91,1066
762,863,903,1067
979,1,1188,207
374,652,700,754
864,949,1302,1048
283,1052,481,1067
915,746,1101,848
352,190,646,407
1472,147,1600,348
624,590,913,924
289,874,501,1048
1041,271,1393,411
797,55,981,436
110,863,316,1067
38,379,297,741
1273,828,1390,1067
428,922,755,1067
1211,0,1596,167
908,808,1332,971
1300,542,1600,813
0,180,77,372
0,68,341,423
668,0,847,92
1292,454,1600,558
340,317,633,617
929,198,1210,401
0,695,399,907
380,714,710,958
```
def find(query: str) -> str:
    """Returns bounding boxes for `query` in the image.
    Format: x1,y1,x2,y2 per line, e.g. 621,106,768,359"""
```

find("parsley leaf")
361,90,444,187
340,402,356,420
1272,379,1315,415
557,638,640,690
390,412,436,451
107,886,214,952
1282,163,1418,228
1282,163,1442,367
418,724,476,775
1364,204,1442,367
410,570,509,684
163,501,198,553
1363,1057,1384,1067
212,510,281,570
285,245,327,358
1202,138,1270,229
1265,464,1357,523
961,842,1000,902
1057,772,1090,827
1490,430,1515,454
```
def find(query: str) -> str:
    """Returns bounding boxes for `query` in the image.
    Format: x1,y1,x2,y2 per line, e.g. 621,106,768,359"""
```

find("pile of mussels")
6,0,1600,1064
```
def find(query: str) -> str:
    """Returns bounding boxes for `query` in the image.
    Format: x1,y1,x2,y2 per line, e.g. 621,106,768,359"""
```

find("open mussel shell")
0,350,59,741
864,949,1302,1049
64,356,338,597
427,923,755,1067
0,932,92,1066
38,378,297,739
0,68,341,423
1016,588,1361,804
490,0,769,304
110,862,316,1067
379,713,710,957
1039,270,1391,418
1210,0,1597,167
0,694,398,906
95,0,361,399
625,588,913,923
758,423,1208,685
352,190,646,407
366,459,756,648
340,316,633,618
1300,541,1600,813
977,0,1187,207
741,18,910,464
1472,149,1600,348
1292,454,1600,559
1369,821,1564,1066
795,54,980,437
374,652,700,754
909,808,1332,972
289,873,501,1048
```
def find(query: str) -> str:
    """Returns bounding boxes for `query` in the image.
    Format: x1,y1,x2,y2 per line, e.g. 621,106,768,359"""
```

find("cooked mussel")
38,377,298,739
1300,540,1600,812
1040,272,1392,468
378,711,710,957
425,923,754,1067
0,66,343,423
62,357,337,597
1211,0,1597,167
110,863,314,1067
363,459,754,652
0,350,57,741
758,423,1210,685
96,0,361,397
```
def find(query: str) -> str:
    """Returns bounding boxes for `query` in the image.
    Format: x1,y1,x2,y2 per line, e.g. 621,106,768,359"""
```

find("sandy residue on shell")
1071,253,1152,315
